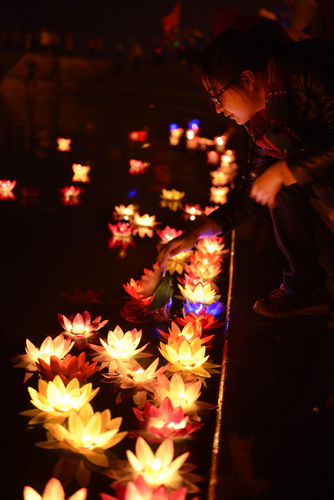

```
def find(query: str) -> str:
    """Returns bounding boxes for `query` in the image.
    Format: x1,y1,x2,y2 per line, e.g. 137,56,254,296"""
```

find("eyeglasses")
209,84,230,105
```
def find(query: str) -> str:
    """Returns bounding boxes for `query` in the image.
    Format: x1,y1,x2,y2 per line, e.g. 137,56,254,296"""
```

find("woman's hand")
157,230,198,271
250,160,297,209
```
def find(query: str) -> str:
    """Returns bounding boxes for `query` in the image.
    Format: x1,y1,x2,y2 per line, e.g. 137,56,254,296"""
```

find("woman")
157,28,334,319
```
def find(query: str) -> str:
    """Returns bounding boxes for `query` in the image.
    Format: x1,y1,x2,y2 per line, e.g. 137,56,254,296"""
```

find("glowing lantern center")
81,434,92,447
150,458,162,472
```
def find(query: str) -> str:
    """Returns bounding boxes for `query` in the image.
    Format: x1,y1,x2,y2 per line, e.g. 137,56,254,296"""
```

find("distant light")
173,41,181,47
169,123,179,131
127,188,138,198
188,119,200,130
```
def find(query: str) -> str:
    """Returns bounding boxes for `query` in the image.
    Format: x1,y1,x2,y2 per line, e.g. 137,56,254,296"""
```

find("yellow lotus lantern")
159,337,210,378
37,403,127,468
24,478,87,500
221,149,236,166
165,251,192,275
210,168,228,186
57,138,71,151
209,186,229,205
89,325,150,371
22,376,99,425
133,213,157,238
160,188,185,202
72,164,91,183
12,334,74,381
126,437,190,488
153,372,202,419
178,280,220,305
113,204,137,220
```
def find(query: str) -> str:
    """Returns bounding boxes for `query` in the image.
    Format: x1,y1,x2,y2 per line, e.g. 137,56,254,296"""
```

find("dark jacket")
210,37,334,235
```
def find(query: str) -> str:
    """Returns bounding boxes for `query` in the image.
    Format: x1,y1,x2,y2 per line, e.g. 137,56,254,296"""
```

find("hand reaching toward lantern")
157,217,222,272
250,160,297,210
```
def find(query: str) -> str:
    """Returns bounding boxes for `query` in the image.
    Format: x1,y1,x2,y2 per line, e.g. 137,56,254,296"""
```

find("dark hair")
199,26,287,95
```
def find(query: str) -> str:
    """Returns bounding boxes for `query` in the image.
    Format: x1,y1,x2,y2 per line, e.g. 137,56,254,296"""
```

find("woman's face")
202,72,264,125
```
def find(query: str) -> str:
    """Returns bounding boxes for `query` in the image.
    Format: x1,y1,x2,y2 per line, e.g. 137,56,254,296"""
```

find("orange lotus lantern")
57,137,71,151
221,149,236,166
196,236,228,256
182,203,202,221
0,179,16,200
72,163,91,183
184,258,221,281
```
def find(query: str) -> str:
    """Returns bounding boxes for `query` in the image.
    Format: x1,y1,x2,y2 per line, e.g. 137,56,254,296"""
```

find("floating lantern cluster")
11,119,238,499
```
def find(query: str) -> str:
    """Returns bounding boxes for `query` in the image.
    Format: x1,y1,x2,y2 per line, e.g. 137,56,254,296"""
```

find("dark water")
1,62,232,499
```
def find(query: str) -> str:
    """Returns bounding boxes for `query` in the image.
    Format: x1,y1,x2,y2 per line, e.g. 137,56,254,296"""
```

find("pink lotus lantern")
209,186,229,205
72,163,91,183
24,477,87,500
182,204,202,221
156,226,183,244
100,475,194,500
0,179,16,200
206,150,220,165
132,397,203,442
57,311,108,348
57,137,71,151
129,159,150,175
59,185,83,205
128,131,148,142
108,222,135,249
